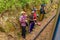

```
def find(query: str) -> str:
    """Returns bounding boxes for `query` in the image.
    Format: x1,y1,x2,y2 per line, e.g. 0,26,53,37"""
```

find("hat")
32,11,34,13
21,11,26,14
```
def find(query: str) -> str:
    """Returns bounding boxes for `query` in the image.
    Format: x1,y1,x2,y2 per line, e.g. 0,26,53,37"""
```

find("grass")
0,27,5,32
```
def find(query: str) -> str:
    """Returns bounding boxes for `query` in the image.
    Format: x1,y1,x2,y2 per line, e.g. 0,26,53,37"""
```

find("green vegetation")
0,0,50,13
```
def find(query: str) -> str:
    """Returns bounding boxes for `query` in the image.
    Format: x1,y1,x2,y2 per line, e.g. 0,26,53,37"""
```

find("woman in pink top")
19,11,27,39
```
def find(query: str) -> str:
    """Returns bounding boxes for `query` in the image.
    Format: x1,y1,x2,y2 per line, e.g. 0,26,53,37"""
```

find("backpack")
40,8,46,14
33,12,37,19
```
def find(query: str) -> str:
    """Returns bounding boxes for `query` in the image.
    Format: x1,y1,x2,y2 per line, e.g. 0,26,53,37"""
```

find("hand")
25,20,28,22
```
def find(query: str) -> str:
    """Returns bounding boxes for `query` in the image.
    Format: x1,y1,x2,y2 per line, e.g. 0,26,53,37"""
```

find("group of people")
19,4,46,40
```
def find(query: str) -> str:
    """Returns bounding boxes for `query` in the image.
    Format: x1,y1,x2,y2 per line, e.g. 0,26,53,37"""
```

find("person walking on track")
19,11,28,40
40,4,46,21
29,13,35,33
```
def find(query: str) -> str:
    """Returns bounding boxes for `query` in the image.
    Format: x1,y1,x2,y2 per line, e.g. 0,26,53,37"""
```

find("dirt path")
36,15,56,40
0,32,8,40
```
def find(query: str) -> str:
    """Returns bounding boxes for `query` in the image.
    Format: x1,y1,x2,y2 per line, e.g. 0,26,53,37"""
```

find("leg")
29,22,35,32
22,27,26,39
29,22,34,33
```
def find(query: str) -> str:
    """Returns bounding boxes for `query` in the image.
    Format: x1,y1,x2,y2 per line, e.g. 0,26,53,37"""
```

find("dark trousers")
29,21,35,32
21,26,26,38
